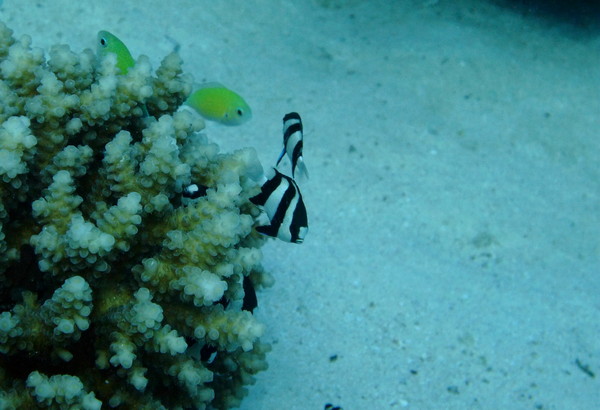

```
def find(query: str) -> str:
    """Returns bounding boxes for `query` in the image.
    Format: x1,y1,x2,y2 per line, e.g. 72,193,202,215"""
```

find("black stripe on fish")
283,111,301,126
249,170,282,206
283,119,302,142
291,139,304,176
267,174,296,232
289,188,308,243
250,168,308,244
242,275,257,312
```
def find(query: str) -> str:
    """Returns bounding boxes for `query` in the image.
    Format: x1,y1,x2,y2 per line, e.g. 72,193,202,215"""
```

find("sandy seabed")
2,0,599,409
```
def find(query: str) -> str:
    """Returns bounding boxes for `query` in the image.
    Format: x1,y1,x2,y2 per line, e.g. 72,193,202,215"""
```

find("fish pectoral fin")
275,148,286,166
294,160,309,183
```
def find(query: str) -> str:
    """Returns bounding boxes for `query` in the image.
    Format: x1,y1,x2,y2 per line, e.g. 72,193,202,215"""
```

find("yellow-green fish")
185,83,252,126
97,30,135,74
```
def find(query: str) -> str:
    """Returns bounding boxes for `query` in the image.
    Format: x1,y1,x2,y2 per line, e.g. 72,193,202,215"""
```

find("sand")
2,0,599,408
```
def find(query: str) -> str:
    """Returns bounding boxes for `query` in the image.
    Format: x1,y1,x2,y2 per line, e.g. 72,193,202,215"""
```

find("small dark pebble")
447,385,460,394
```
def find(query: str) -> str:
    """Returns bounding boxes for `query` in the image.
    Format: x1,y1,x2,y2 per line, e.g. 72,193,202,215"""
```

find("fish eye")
100,37,107,47
236,108,243,117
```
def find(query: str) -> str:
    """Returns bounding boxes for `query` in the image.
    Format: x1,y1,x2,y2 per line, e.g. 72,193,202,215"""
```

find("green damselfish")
97,30,135,74
185,83,252,126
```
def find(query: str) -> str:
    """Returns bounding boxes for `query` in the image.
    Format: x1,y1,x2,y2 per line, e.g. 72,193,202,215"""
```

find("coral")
0,22,273,409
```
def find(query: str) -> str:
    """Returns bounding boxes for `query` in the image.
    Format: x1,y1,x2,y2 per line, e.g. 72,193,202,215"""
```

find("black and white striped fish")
276,112,309,181
250,168,308,244
182,183,208,199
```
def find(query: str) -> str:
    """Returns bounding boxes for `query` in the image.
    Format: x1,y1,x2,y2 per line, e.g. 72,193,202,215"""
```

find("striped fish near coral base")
250,168,308,244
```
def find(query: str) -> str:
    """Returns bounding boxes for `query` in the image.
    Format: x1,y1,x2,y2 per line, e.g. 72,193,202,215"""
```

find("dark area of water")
494,0,600,30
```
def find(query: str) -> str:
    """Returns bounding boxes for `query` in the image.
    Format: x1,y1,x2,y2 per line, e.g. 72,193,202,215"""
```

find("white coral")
130,288,163,334
26,371,101,409
173,267,227,307
0,116,36,184
42,276,93,338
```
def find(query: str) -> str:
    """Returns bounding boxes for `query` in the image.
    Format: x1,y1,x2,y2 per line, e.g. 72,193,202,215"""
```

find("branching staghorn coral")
0,22,273,409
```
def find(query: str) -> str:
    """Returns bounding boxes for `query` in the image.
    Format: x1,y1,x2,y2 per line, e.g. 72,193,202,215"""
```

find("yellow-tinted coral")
0,21,272,409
